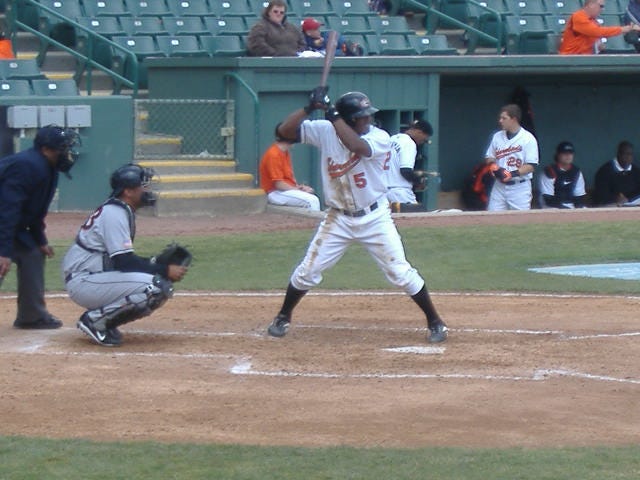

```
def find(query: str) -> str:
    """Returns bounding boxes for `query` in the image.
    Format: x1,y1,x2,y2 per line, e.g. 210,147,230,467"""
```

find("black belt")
505,178,528,186
337,201,378,217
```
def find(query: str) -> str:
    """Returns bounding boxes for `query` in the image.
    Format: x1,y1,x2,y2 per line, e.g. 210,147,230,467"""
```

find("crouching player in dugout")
62,164,189,347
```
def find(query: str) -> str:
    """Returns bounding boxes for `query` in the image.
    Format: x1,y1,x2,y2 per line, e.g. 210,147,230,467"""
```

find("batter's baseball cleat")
268,313,291,337
428,320,448,343
77,313,122,347
108,327,123,343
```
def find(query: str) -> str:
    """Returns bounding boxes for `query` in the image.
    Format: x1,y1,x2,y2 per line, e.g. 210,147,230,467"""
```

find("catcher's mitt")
151,242,193,267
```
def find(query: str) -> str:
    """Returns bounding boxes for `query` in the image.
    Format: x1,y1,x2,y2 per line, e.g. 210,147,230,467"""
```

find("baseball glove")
151,243,193,267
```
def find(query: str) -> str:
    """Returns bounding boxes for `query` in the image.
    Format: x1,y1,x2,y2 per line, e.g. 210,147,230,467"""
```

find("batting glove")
325,106,341,123
305,86,331,114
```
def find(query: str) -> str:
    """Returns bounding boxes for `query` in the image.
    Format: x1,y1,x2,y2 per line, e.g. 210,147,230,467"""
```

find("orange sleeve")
259,145,296,193
571,11,622,38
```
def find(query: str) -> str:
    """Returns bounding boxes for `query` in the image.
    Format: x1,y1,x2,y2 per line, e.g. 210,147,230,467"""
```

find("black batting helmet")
335,92,379,125
34,125,81,174
110,163,157,206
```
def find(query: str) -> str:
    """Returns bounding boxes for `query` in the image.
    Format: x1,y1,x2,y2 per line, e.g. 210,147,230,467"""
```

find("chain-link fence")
134,99,234,159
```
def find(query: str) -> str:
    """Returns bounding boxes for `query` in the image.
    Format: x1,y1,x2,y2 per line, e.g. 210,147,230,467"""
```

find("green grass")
3,220,637,294
1,437,639,480
2,219,639,478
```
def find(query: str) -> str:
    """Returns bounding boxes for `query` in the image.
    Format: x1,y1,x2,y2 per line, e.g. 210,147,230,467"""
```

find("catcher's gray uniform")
62,199,169,339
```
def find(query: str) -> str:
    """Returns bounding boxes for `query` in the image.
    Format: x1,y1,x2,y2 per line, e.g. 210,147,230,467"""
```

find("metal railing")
8,0,140,95
388,0,503,54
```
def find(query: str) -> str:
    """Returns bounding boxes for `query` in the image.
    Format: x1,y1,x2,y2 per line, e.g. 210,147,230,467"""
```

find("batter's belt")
334,201,379,217
505,178,529,186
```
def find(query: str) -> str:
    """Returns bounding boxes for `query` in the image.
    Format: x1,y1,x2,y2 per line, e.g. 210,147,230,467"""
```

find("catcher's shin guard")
90,275,174,330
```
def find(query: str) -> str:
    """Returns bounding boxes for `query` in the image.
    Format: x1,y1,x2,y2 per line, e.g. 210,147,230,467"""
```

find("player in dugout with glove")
62,164,191,347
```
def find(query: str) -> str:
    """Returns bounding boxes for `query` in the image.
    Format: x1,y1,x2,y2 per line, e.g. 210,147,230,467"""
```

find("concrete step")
154,188,266,216
155,173,255,190
136,134,183,156
138,159,237,175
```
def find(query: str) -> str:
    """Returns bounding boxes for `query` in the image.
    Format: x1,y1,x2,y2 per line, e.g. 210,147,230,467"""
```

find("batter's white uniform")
62,200,155,313
485,127,539,211
386,132,418,204
290,120,425,296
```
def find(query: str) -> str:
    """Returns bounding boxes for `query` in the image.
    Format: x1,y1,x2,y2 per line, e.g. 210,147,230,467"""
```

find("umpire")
0,125,80,329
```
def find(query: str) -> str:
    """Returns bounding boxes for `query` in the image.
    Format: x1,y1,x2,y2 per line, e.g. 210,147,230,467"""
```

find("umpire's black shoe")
268,313,291,338
428,320,449,344
13,315,63,330
77,313,121,347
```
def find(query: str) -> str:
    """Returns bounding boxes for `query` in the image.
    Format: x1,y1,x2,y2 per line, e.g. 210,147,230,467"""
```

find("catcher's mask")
34,125,81,178
110,163,157,207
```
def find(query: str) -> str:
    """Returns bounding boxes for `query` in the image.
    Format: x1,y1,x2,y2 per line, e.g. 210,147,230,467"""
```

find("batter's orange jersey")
559,9,622,54
259,143,297,193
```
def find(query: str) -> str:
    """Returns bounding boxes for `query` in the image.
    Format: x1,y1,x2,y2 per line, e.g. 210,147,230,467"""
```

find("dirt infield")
1,292,639,448
1,208,639,448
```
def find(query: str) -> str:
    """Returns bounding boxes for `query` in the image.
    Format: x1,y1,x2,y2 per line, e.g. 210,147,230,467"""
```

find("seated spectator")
386,119,433,212
259,135,321,211
623,0,640,51
559,0,639,54
301,18,364,57
247,0,305,57
593,141,640,206
538,141,587,209
369,0,391,14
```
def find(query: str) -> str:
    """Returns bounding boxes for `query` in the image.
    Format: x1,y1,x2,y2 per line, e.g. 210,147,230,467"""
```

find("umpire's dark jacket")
0,148,58,259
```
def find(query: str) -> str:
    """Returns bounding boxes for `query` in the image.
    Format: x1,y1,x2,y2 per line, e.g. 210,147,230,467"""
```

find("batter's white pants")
267,190,321,211
488,179,532,211
290,199,426,295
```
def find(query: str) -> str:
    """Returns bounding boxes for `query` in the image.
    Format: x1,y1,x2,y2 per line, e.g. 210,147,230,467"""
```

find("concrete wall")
2,95,134,211
147,54,640,209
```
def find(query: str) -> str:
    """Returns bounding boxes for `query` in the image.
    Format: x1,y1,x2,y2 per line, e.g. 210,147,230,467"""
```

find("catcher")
62,164,191,347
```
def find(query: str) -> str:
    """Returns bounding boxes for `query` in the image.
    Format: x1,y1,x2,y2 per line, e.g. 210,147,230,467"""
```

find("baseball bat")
320,30,338,87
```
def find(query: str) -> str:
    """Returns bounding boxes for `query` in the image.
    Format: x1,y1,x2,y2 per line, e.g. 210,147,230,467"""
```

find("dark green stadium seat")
203,17,249,36
368,15,413,35
208,0,254,17
0,59,47,80
166,0,214,17
15,0,41,30
504,15,553,53
163,16,209,36
119,16,168,37
504,0,549,16
326,16,375,35
74,17,125,72
0,79,33,96
123,0,173,17
111,35,165,88
156,35,209,56
288,0,334,17
31,78,79,96
407,34,459,54
248,0,272,12
83,0,130,18
600,34,636,53
545,14,569,34
366,34,418,55
439,0,471,23
200,35,247,56
332,0,377,17
37,0,83,49
545,0,581,15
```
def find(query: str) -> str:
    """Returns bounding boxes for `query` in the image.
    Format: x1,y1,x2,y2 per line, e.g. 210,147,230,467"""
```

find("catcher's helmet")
110,163,157,206
335,92,379,125
34,125,81,175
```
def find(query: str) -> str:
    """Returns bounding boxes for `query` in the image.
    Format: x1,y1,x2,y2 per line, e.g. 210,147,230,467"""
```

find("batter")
267,89,448,343
484,104,539,211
